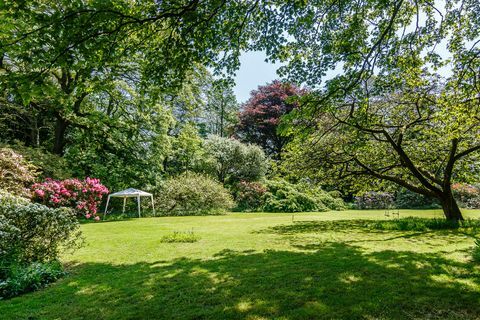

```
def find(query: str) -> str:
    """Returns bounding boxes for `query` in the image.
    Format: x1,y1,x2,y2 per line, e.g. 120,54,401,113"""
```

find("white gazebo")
104,188,155,218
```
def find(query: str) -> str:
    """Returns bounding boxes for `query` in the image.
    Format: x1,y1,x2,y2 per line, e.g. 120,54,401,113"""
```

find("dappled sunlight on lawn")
1,211,480,319
2,243,479,319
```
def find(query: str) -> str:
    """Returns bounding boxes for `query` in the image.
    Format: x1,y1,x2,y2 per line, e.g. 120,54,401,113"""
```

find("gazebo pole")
137,195,141,218
122,197,127,214
151,195,155,216
104,195,111,217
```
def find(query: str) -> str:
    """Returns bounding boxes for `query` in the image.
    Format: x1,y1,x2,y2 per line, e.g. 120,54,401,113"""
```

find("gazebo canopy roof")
109,188,152,197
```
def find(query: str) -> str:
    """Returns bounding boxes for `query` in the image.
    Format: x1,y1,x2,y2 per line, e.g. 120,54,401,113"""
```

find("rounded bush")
355,191,394,209
155,172,234,215
261,180,345,213
233,181,267,211
0,190,82,264
452,183,480,209
31,177,109,220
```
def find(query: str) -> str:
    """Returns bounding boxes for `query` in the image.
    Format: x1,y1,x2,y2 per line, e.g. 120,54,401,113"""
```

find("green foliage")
155,172,234,216
64,102,175,191
160,230,200,243
166,123,206,175
0,147,37,198
367,218,480,232
202,79,239,137
0,190,80,299
262,180,345,213
0,190,82,265
274,1,480,221
0,261,64,300
473,239,480,263
203,135,267,184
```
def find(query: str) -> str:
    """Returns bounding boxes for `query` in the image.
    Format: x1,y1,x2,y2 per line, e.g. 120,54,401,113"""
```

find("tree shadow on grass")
1,243,479,320
258,219,478,243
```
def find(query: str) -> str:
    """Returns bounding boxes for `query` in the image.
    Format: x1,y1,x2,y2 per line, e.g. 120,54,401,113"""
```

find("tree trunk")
439,189,464,221
220,99,224,137
31,116,40,147
53,116,69,155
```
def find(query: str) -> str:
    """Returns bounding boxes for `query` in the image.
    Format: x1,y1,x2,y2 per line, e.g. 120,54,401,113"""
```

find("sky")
233,51,281,103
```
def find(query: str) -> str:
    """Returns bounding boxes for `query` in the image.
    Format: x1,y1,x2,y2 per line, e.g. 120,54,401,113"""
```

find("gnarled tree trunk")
438,187,464,221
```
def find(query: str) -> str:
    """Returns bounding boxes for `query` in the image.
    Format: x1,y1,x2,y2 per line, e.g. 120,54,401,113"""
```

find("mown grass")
1,209,480,319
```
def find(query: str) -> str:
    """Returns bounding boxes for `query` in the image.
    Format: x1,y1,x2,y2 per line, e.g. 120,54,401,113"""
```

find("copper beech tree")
236,81,305,158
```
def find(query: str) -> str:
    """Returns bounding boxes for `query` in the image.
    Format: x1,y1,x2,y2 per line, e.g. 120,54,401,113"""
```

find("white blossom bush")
0,148,38,198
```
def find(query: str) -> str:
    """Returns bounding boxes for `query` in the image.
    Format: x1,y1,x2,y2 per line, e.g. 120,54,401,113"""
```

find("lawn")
1,210,480,319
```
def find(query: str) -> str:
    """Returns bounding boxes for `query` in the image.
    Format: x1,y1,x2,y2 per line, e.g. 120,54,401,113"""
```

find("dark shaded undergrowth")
1,242,479,320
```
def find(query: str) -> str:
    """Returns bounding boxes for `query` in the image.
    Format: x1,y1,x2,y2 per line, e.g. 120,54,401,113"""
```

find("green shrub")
0,190,82,264
0,190,81,299
160,230,200,243
0,261,64,299
0,147,38,198
155,172,234,215
261,180,345,213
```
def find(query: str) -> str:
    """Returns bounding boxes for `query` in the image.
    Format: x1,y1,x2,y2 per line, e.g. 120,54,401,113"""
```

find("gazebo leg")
137,195,141,218
151,195,155,216
104,195,111,217
122,197,126,214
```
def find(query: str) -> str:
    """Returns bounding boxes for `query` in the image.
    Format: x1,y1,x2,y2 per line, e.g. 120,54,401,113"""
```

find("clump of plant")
160,230,200,243
155,172,234,216
0,261,65,299
0,147,38,198
31,177,109,220
203,135,267,184
262,179,345,213
0,190,82,299
452,183,480,209
233,180,267,211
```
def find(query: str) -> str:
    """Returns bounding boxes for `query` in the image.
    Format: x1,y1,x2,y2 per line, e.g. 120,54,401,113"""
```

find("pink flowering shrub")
31,178,109,219
234,180,267,211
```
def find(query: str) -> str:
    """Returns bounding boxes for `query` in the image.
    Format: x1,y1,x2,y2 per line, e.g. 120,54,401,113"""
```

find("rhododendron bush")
32,178,109,219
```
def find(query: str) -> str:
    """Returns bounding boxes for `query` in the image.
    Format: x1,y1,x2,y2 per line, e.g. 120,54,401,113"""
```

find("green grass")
1,209,480,319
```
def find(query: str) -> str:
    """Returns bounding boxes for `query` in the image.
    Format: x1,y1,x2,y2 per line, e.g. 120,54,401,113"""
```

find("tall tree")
203,79,238,137
0,0,259,154
265,0,480,221
236,80,305,158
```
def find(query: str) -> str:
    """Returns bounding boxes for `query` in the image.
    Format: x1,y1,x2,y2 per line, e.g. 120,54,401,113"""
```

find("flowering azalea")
32,177,109,221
